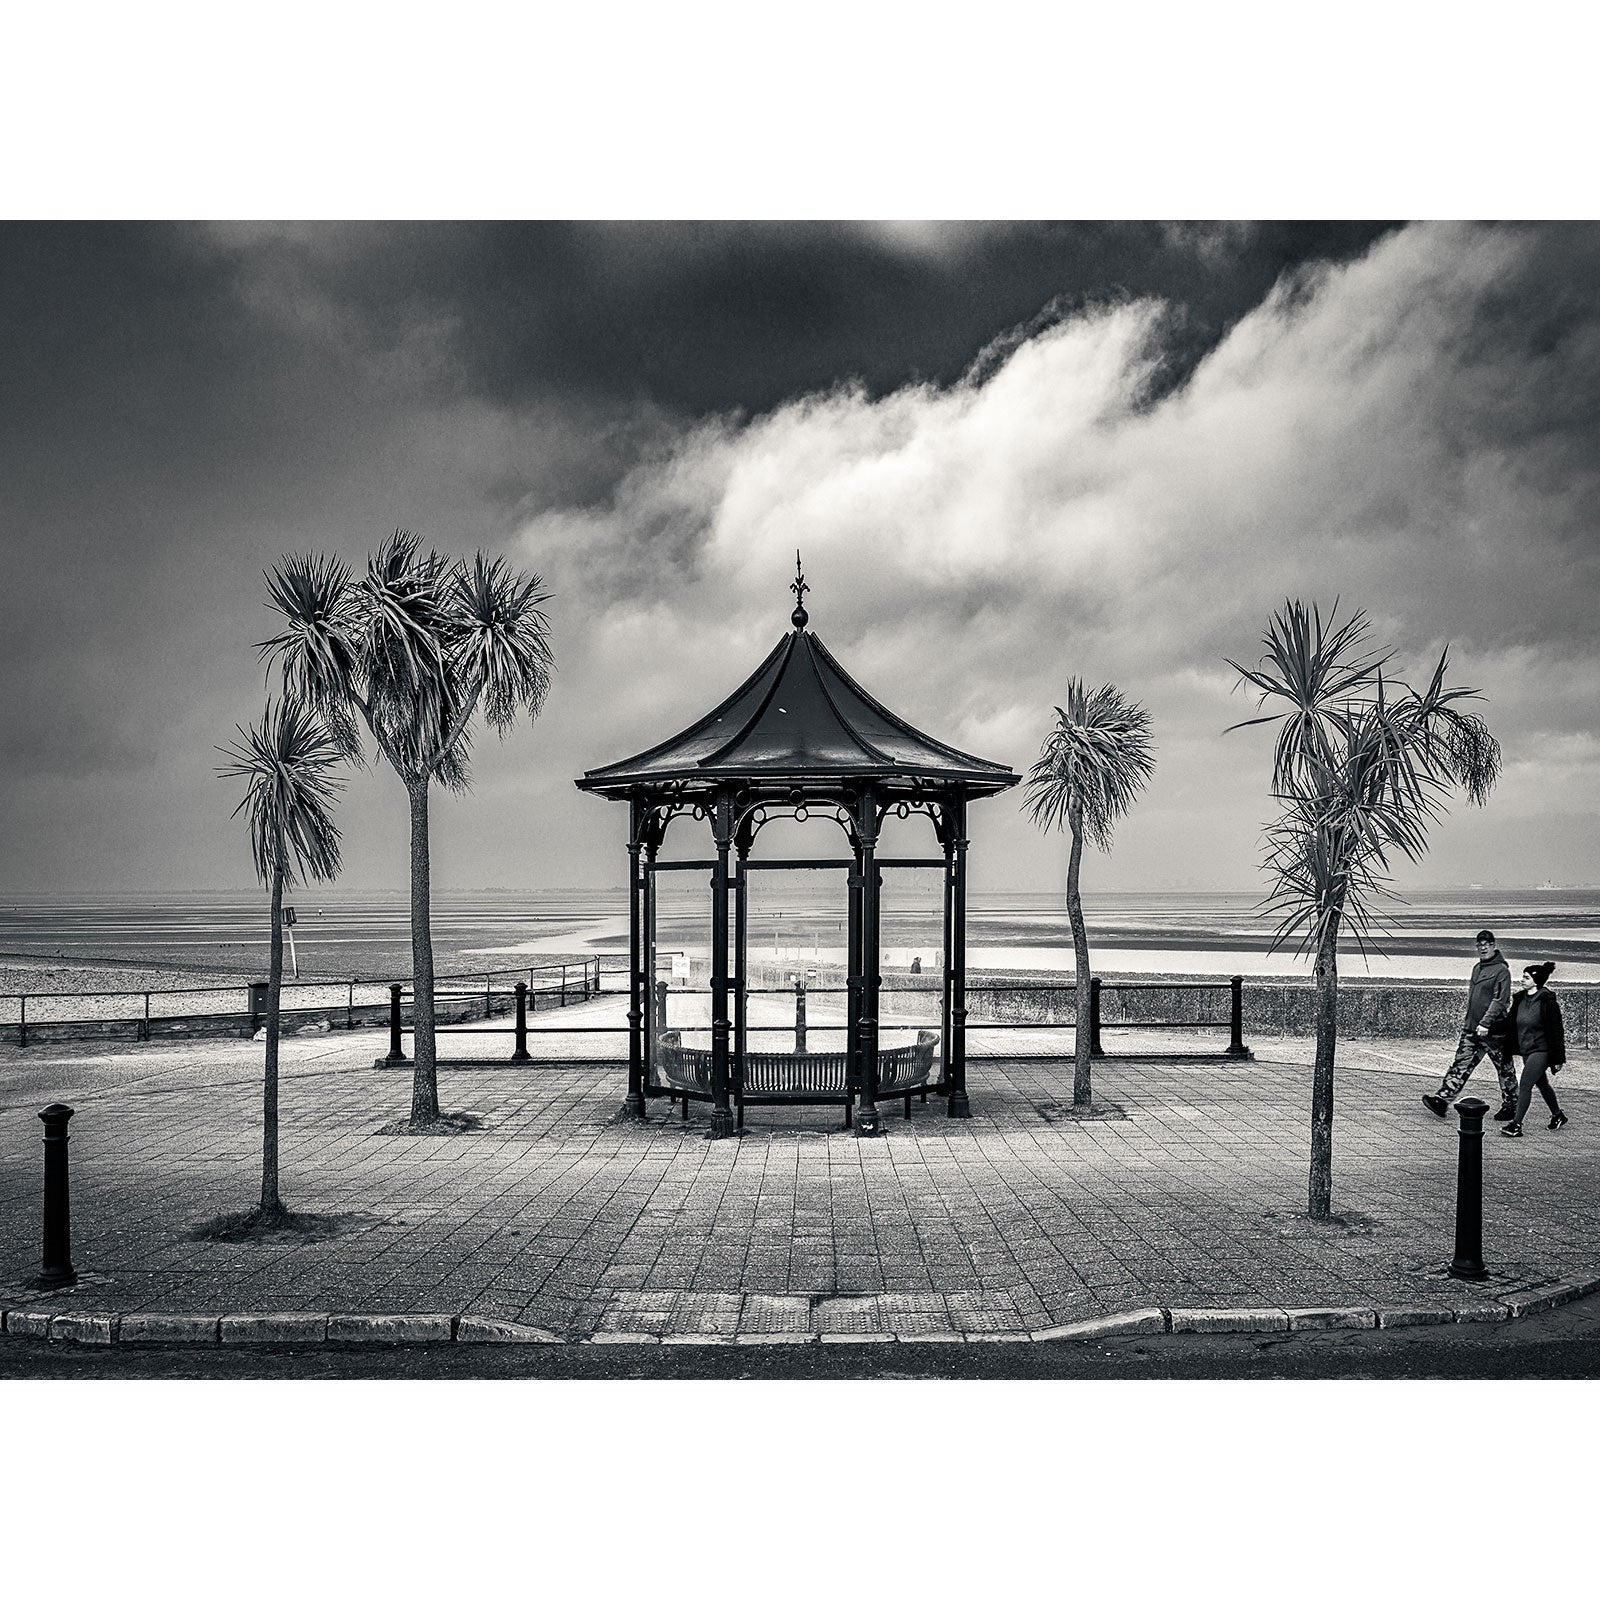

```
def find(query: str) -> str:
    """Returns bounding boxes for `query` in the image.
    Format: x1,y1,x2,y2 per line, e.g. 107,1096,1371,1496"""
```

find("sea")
2,884,1599,985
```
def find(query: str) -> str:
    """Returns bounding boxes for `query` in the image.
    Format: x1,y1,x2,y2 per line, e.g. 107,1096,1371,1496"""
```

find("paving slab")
0,1026,1594,1340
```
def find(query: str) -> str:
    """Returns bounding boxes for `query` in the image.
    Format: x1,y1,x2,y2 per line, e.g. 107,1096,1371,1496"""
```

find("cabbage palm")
1024,681,1155,1107
218,698,345,1219
259,532,553,1127
1227,600,1501,1219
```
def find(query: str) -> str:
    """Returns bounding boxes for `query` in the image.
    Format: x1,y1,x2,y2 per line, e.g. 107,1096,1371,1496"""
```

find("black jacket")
1464,955,1512,1032
1506,988,1566,1066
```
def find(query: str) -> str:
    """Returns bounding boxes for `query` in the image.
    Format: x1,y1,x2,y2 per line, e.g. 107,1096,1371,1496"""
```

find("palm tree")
258,532,553,1127
1227,600,1501,1219
218,698,345,1220
1023,681,1155,1108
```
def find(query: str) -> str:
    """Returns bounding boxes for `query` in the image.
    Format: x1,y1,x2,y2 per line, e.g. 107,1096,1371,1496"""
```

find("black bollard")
385,983,407,1064
38,1104,77,1290
1448,1097,1490,1281
655,979,668,1034
248,980,269,1035
511,981,532,1063
1089,976,1104,1058
1227,975,1248,1057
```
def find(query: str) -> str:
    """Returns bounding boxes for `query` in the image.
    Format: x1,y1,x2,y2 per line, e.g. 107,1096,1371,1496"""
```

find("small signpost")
283,904,298,977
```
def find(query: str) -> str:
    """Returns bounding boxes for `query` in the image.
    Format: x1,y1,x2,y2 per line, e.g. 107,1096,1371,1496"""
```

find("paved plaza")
1,995,1594,1342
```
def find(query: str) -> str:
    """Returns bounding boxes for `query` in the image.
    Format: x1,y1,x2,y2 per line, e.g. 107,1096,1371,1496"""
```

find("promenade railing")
1,957,603,1047
396,969,1252,1064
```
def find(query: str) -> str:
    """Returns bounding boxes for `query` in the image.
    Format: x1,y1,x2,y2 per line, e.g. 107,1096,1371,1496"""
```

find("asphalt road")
5,1292,1598,1378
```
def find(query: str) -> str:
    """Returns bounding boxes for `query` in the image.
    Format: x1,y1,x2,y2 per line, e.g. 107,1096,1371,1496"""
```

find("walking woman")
1502,961,1569,1137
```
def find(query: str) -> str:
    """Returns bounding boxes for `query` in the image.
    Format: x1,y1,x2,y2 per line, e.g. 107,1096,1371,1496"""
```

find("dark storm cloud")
196,220,1402,422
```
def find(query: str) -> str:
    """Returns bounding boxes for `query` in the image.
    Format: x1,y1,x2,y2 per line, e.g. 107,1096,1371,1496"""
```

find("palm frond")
446,552,555,733
1023,679,1155,852
1224,598,1388,792
256,553,363,759
217,699,346,889
1230,599,1502,966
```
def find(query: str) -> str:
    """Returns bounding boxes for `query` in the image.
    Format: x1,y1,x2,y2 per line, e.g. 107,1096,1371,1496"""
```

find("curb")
5,1274,1597,1349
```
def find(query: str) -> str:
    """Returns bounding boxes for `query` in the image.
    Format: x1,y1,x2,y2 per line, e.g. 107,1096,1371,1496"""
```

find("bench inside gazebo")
574,556,1018,1139
656,1026,941,1129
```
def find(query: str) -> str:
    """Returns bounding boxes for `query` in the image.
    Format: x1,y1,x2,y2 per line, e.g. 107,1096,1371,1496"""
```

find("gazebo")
575,559,1018,1137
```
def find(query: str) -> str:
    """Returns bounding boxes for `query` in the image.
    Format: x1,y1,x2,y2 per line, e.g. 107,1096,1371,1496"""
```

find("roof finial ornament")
789,549,809,629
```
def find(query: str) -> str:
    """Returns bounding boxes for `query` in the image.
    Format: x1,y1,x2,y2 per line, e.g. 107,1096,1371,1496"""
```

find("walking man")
1423,929,1518,1120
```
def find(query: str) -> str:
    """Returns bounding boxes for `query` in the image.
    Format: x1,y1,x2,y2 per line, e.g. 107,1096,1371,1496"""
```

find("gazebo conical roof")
576,619,1016,800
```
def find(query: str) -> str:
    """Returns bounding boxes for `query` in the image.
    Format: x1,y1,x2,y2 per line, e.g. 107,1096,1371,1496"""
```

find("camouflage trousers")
1439,1030,1517,1108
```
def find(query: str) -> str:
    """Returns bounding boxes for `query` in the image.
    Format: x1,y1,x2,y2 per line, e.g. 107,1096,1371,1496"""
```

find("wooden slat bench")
653,1029,940,1129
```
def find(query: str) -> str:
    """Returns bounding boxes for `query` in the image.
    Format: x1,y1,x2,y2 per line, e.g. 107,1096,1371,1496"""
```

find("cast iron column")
948,798,972,1118
734,840,750,1101
623,797,646,1119
707,792,736,1139
941,824,954,1092
644,836,659,1097
1448,1097,1490,1281
847,840,862,1109
38,1103,77,1289
855,788,883,1137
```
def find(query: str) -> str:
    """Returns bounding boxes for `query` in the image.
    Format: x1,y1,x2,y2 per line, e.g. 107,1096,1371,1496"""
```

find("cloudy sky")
3,220,1597,895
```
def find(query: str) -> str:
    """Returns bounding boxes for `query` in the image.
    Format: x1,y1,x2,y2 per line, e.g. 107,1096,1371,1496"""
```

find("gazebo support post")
846,835,862,1129
947,798,972,1119
734,835,751,1116
645,834,660,1087
941,818,955,1093
707,792,737,1140
855,788,883,1137
623,798,647,1119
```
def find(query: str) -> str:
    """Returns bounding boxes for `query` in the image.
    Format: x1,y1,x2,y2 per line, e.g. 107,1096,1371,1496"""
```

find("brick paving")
0,1013,1594,1339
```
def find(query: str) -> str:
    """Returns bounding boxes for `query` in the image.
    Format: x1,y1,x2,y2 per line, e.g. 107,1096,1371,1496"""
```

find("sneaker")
1422,1094,1449,1118
1501,1122,1523,1137
1492,1104,1516,1121
1550,1111,1569,1131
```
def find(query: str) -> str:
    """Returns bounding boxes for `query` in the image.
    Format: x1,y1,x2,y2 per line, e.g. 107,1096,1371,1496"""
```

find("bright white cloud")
519,221,1600,891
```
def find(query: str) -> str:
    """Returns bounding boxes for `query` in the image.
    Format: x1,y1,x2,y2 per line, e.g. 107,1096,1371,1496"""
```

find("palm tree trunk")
407,775,441,1126
262,862,285,1216
1308,908,1340,1220
1066,808,1092,1108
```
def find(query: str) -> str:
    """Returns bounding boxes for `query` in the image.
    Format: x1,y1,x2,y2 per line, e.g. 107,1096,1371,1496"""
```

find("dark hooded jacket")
1463,953,1511,1033
1507,987,1566,1066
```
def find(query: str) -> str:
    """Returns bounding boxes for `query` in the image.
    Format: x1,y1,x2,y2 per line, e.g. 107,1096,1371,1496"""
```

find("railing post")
248,981,269,1036
561,965,568,1007
37,1103,76,1290
1089,976,1104,1058
1227,975,1248,1057
512,982,532,1063
347,981,355,1031
386,983,407,1064
18,994,26,1048
1448,1098,1490,1281
140,991,151,1042
795,975,807,1054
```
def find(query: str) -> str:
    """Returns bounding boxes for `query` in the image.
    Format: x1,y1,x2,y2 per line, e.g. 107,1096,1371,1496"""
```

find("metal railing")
4,957,603,1047
400,969,1251,1065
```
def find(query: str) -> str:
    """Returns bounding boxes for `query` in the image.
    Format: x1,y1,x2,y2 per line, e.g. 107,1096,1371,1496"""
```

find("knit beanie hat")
1524,961,1556,988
